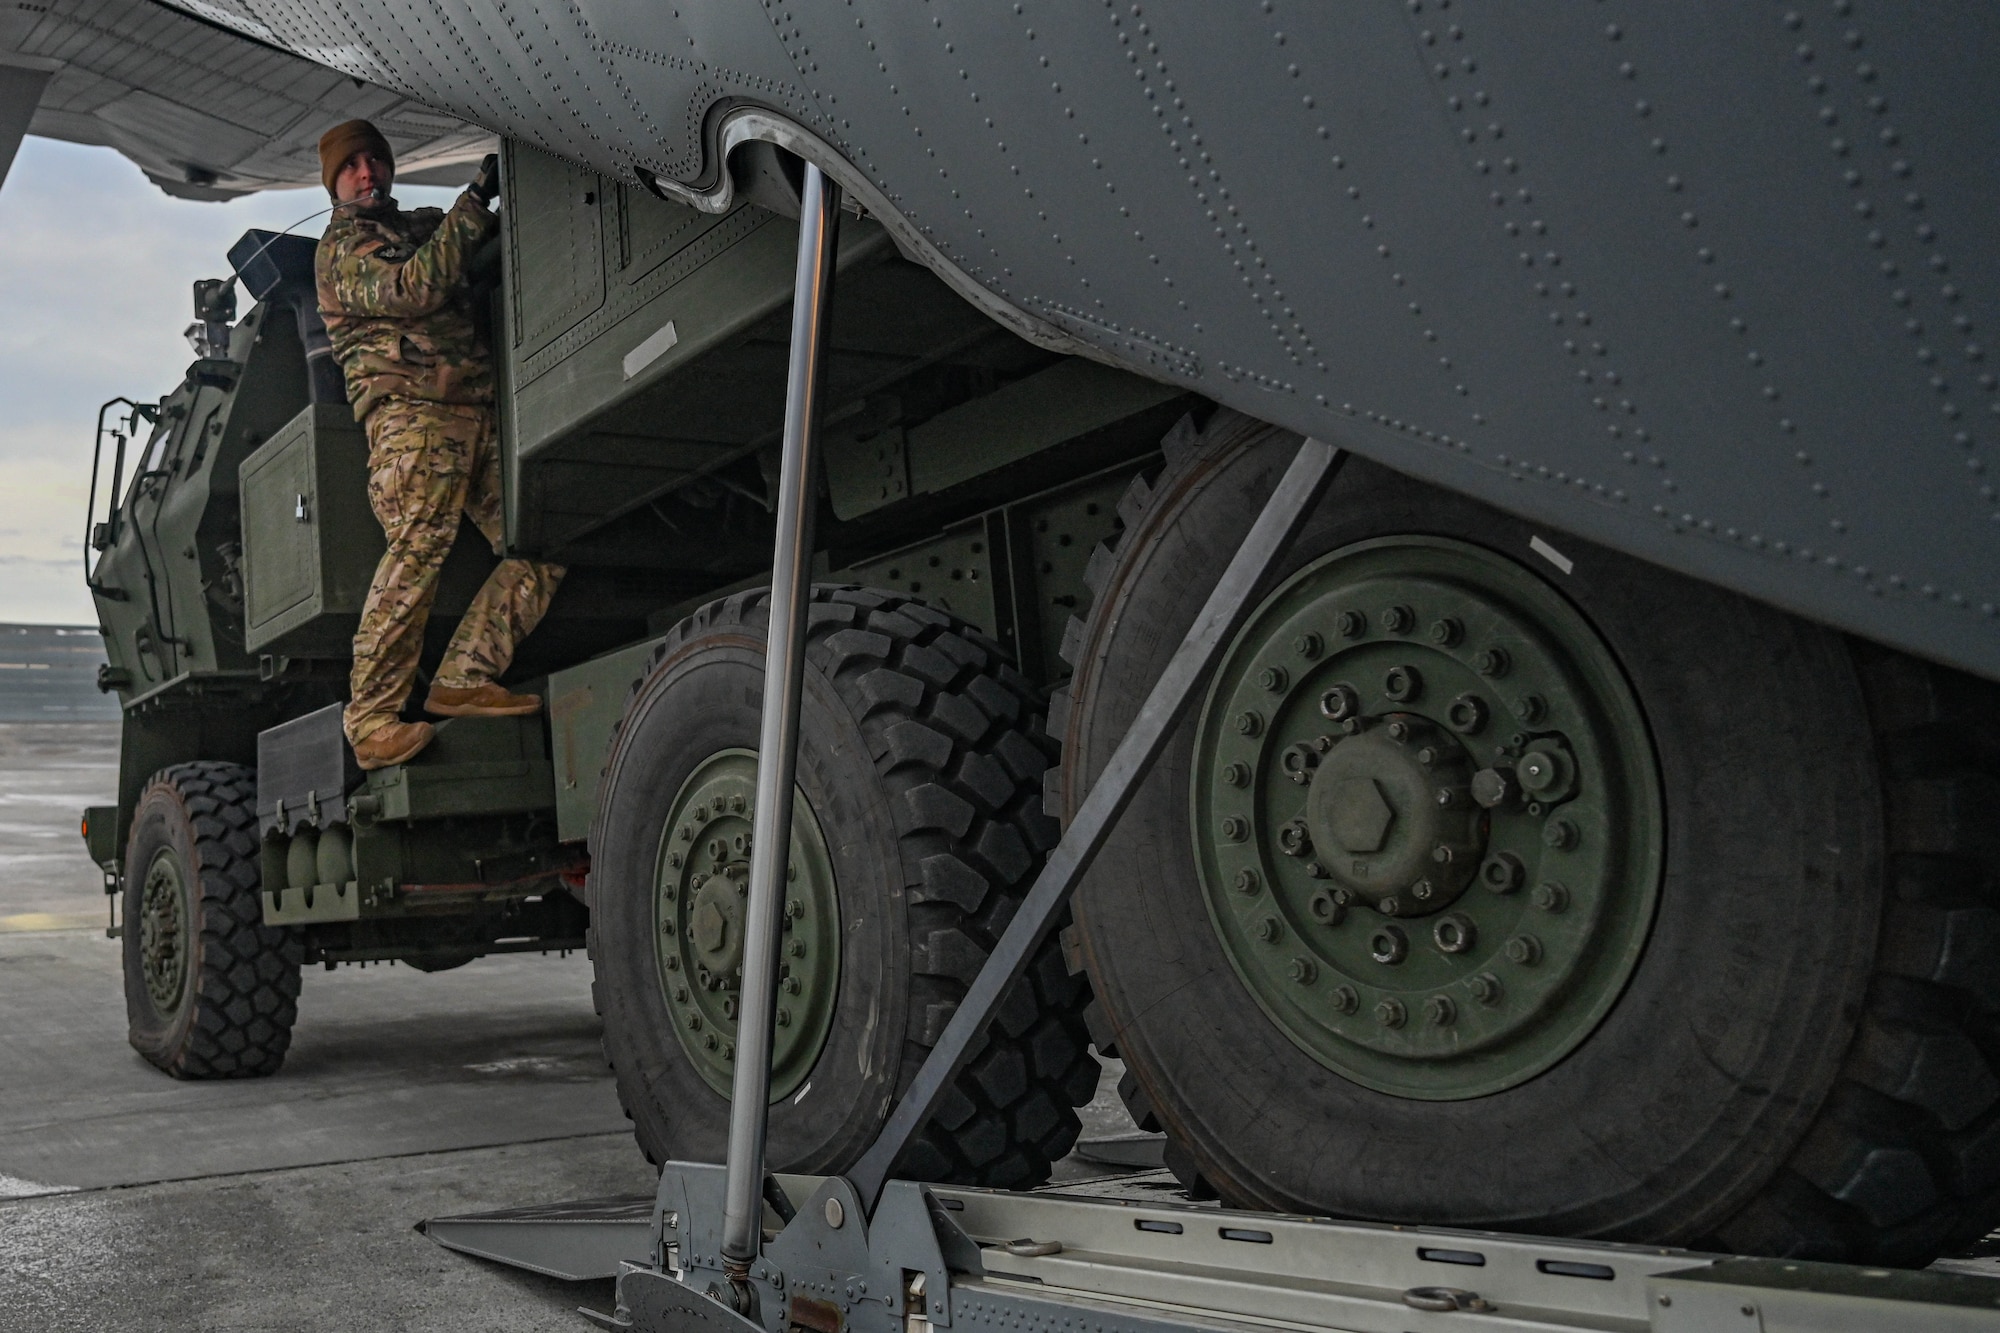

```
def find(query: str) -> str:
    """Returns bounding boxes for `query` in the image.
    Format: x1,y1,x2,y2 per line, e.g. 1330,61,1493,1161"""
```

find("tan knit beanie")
318,119,393,199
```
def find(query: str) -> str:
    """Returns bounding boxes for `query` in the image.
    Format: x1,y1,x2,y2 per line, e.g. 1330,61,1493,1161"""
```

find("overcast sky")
0,136,459,626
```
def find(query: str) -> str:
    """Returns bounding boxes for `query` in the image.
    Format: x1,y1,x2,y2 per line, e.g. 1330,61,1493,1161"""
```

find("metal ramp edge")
418,1194,655,1282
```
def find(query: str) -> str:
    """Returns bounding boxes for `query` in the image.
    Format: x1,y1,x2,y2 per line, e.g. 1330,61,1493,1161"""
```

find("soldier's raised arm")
323,190,493,320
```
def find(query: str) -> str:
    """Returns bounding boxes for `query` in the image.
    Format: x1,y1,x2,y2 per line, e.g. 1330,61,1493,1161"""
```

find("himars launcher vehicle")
40,0,2000,1281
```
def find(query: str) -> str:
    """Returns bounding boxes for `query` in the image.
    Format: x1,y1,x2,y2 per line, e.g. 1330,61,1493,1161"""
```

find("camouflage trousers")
344,400,565,745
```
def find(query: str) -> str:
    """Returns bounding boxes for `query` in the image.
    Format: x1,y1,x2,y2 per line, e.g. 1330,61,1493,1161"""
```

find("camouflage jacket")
315,191,496,422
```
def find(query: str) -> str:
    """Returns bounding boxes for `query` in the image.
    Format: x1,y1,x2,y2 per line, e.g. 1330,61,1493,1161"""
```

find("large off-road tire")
123,761,302,1078
588,586,1099,1188
1058,409,2000,1265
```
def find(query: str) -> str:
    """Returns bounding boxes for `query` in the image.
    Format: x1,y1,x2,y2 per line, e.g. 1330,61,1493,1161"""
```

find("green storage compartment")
239,404,489,658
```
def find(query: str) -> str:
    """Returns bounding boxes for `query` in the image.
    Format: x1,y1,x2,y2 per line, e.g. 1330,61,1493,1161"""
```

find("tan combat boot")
351,719,435,771
424,681,543,717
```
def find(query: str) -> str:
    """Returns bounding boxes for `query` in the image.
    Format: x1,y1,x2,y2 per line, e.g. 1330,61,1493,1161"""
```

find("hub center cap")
688,866,747,977
1306,718,1480,915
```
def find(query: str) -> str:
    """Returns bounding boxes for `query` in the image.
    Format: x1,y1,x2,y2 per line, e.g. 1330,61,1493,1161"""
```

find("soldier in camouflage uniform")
315,120,564,770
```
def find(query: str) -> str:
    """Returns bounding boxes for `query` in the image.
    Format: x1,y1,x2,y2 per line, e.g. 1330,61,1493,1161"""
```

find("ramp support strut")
720,160,842,1283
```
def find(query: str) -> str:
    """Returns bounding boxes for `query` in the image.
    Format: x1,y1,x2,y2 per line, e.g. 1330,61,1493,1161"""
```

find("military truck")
83,117,2000,1270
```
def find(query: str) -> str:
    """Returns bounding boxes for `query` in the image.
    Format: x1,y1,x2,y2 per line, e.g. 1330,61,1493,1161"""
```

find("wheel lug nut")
722,997,737,1019
1281,743,1319,784
1476,648,1511,677
777,1007,792,1027
1222,762,1250,787
1470,973,1504,1006
1383,604,1415,634
705,1033,718,1051
1426,995,1457,1026
1235,710,1264,736
1428,617,1463,647
1258,665,1289,692
1370,925,1409,964
784,976,801,994
687,1013,703,1031
1220,816,1250,842
788,939,806,957
723,1043,735,1061
1512,694,1547,723
1448,693,1489,735
1305,860,1329,879
667,852,682,869
1383,664,1423,702
1411,878,1435,901
1416,746,1437,766
1256,916,1283,943
674,985,689,1002
1380,895,1402,916
1480,851,1525,893
1533,881,1570,912
1309,889,1346,924
1543,818,1580,851
1332,985,1359,1014
1337,610,1367,638
1387,720,1409,741
1319,683,1360,722
1374,998,1408,1028
1505,935,1543,965
1471,767,1515,809
1432,912,1477,954
1294,631,1324,659
1288,956,1317,984
1234,868,1262,895
1277,819,1312,856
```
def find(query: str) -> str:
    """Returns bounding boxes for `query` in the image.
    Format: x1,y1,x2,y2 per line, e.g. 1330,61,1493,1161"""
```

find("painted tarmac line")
0,911,100,933
0,1130,639,1205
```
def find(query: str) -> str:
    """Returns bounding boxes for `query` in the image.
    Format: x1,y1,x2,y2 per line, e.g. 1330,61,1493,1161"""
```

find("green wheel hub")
654,750,841,1100
139,847,190,1015
1192,536,1662,1099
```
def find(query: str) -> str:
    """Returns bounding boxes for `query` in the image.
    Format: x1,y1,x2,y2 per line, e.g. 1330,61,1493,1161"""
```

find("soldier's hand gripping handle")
470,153,501,206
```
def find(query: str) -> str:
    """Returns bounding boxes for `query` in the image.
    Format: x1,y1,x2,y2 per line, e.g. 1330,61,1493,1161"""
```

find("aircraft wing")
0,0,490,200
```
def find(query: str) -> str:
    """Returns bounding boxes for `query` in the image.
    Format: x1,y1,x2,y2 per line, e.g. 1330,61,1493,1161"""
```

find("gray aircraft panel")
3,0,491,197
192,0,2000,680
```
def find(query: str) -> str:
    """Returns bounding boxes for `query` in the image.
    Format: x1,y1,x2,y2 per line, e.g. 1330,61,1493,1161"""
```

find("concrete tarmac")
0,721,653,1328
0,721,1142,1330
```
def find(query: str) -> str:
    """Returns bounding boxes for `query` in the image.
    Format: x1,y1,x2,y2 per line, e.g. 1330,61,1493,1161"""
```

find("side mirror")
186,278,238,359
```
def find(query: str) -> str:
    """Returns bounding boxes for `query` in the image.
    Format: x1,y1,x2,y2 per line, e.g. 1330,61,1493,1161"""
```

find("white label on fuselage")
622,319,680,380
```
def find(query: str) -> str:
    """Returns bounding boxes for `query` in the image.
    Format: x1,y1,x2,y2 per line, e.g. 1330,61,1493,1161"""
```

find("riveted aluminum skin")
161,0,2000,681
